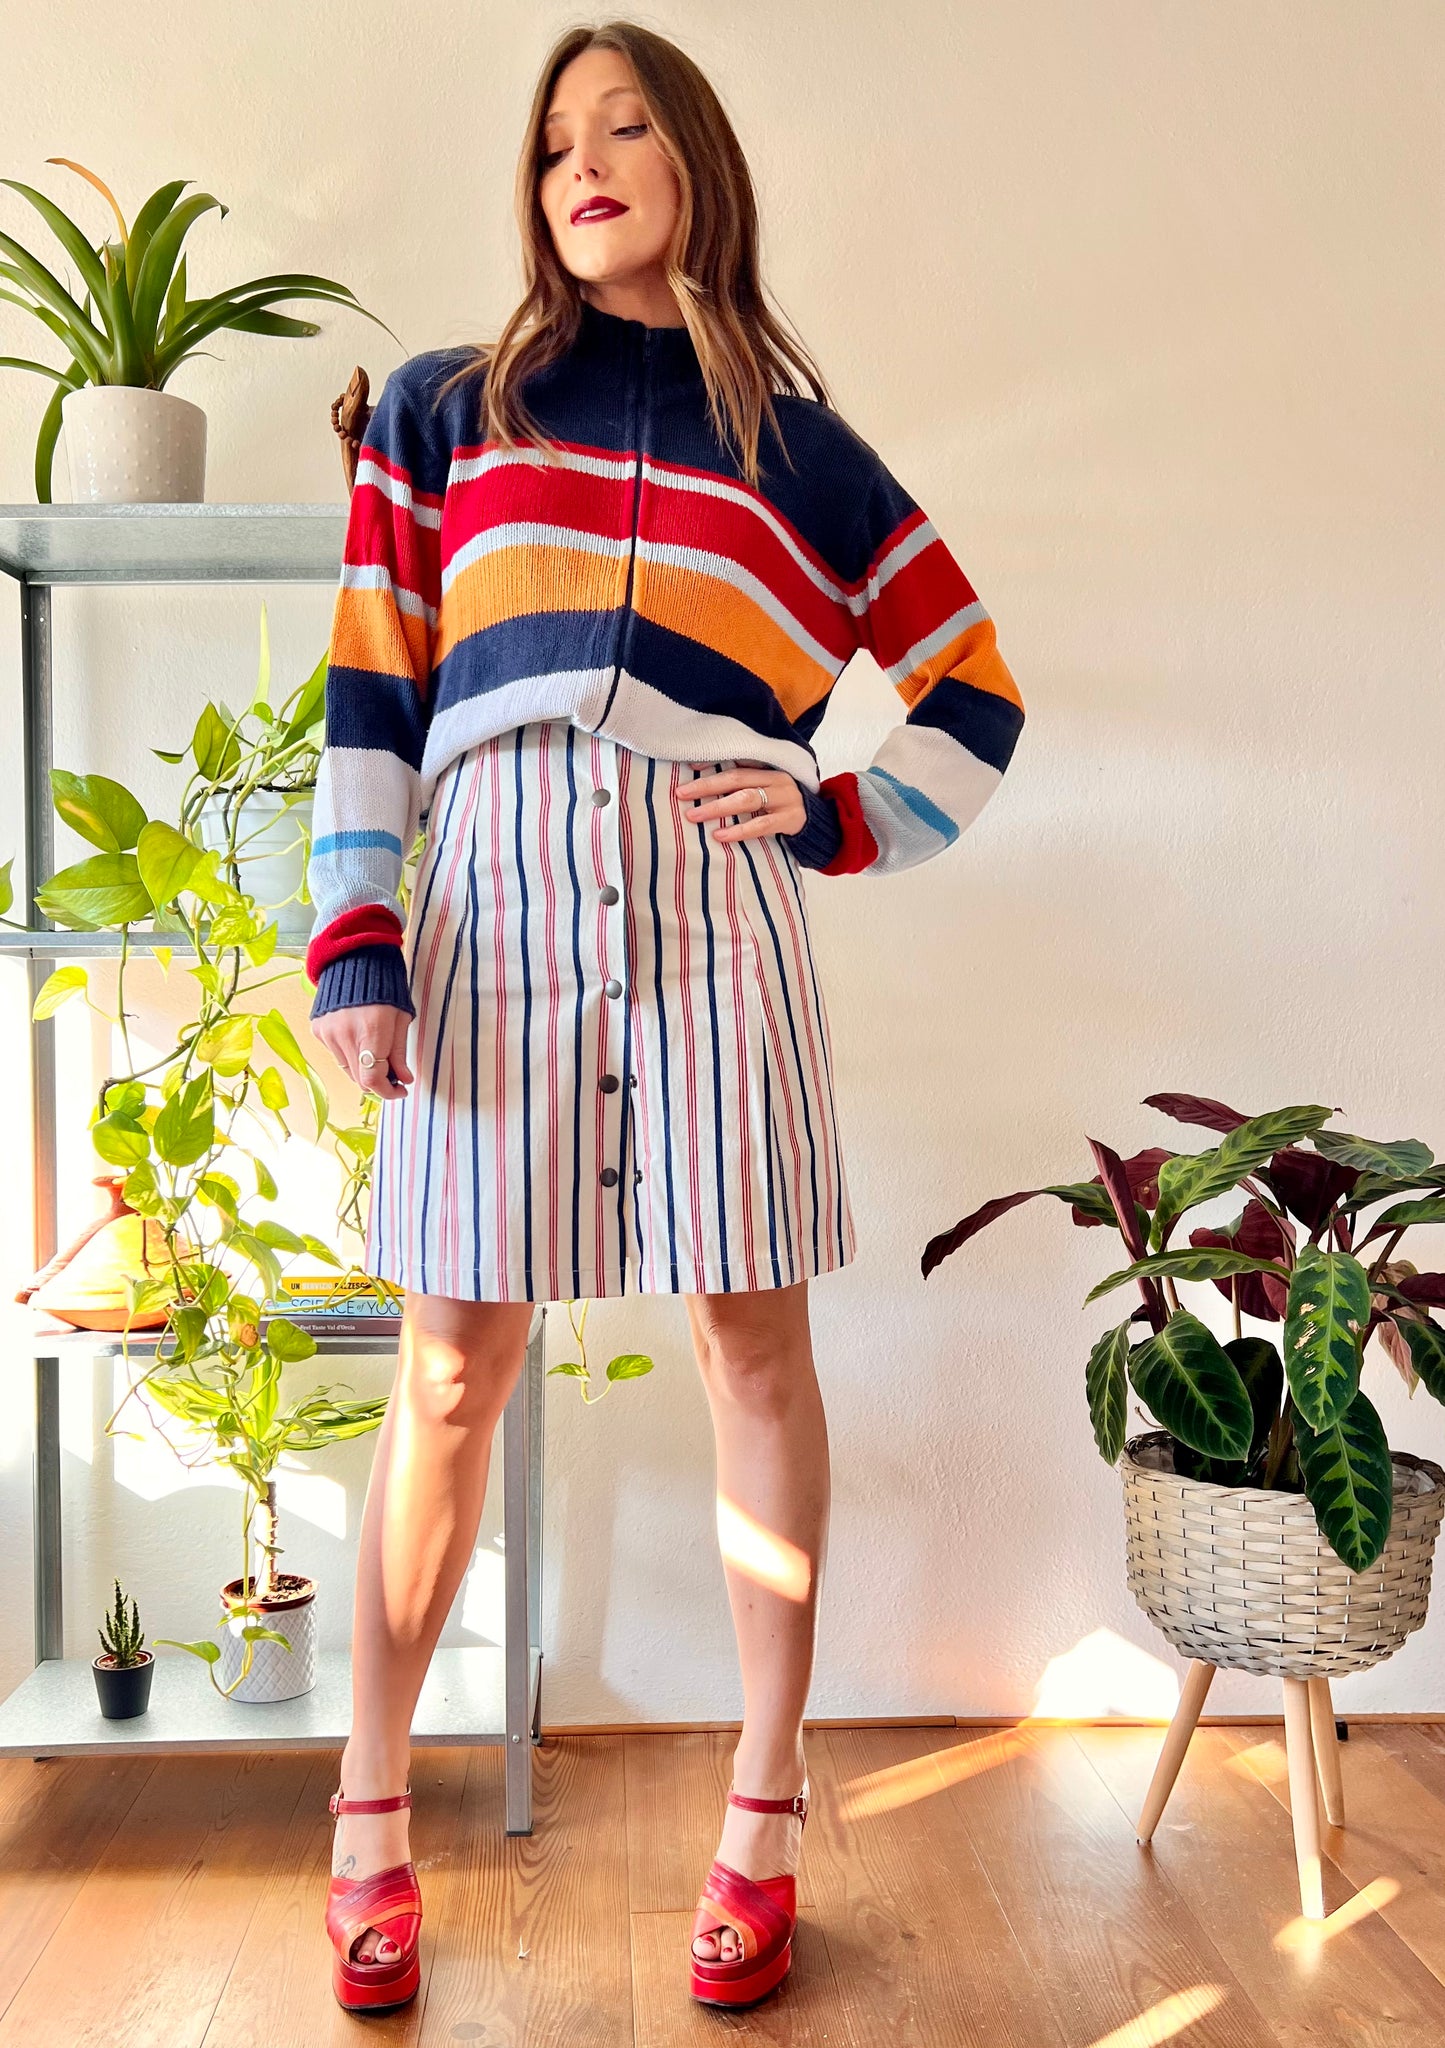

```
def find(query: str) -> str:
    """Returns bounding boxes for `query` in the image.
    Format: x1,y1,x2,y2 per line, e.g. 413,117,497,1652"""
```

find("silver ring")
358,1048,376,1068
755,784,769,812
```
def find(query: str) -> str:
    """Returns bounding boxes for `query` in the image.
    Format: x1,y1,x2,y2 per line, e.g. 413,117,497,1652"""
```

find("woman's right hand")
310,1003,415,1100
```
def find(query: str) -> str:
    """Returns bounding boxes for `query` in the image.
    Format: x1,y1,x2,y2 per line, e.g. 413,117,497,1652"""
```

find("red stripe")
538,725,562,1302
860,535,980,678
488,738,509,1294
410,755,483,1264
620,753,655,1289
344,475,441,616
816,772,879,875
671,760,706,1287
306,905,404,984
723,843,758,1289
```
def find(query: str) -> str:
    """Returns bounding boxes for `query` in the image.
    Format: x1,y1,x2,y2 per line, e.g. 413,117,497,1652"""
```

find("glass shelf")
0,1646,541,1758
0,503,348,586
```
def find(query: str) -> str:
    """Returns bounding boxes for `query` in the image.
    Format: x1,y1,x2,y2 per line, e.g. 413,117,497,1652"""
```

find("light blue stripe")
868,767,959,844
313,828,404,858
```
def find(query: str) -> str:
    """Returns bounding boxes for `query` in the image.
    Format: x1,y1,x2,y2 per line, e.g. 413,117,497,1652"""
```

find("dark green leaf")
1295,1389,1395,1573
1150,1105,1333,1249
1282,1244,1368,1431
1224,1335,1284,1464
1085,1247,1285,1304
1399,1314,1445,1404
1313,1131,1434,1178
1126,1309,1254,1461
1085,1319,1132,1463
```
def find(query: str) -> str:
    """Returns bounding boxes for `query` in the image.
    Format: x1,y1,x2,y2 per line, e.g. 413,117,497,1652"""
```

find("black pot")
92,1650,155,1719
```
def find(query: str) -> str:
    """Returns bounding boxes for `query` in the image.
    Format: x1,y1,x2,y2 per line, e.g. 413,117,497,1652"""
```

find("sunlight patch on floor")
1085,1984,1227,2047
1275,1877,1400,1951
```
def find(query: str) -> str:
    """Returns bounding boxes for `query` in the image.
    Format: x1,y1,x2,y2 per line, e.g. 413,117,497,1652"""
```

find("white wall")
1,2,1441,1723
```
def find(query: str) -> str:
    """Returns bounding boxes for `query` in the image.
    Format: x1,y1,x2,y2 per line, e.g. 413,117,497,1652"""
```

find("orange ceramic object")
16,1174,188,1331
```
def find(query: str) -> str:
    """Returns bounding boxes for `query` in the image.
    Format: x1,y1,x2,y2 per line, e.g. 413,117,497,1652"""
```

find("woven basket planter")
1121,1428,1445,1680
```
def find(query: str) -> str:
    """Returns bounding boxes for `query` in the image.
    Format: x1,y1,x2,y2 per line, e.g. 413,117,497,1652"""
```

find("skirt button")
599,1166,619,1187
600,884,620,904
591,787,611,806
599,1074,620,1094
604,978,623,998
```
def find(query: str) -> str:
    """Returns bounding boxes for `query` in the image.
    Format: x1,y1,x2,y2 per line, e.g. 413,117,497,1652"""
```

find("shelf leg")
503,1308,541,1834
34,1357,62,1664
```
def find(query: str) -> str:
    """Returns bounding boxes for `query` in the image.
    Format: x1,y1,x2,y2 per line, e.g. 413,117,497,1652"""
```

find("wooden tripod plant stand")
1135,1659,1345,1920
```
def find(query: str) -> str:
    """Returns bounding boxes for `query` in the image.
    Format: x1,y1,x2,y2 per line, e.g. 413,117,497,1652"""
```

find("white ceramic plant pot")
196,789,316,943
61,384,207,503
218,1574,318,1703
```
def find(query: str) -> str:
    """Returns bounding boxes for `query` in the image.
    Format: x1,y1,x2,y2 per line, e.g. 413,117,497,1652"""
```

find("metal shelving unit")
0,506,546,1833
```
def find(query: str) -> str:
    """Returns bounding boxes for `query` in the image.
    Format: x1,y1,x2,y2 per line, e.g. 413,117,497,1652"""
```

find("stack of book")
260,1272,403,1337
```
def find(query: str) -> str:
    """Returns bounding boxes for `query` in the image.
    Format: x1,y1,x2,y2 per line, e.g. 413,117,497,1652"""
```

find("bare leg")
331,1290,535,1961
684,1278,827,1963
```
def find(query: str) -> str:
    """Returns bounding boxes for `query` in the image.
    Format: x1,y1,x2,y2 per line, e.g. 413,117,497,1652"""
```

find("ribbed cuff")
782,782,845,869
309,943,415,1020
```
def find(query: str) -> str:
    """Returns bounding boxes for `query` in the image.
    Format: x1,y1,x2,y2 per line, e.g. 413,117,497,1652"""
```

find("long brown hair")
436,20,833,486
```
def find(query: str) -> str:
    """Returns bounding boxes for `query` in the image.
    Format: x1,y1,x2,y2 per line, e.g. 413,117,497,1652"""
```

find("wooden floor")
3,1719,1445,2044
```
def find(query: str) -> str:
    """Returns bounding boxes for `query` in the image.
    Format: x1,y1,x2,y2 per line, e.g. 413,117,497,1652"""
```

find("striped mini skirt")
362,720,857,1301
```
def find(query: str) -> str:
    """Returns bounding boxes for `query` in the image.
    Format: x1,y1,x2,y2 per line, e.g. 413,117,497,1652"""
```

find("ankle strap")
329,1786,412,1815
727,1782,808,1817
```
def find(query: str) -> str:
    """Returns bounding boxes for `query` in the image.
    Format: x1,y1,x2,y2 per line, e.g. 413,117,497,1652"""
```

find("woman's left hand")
683,763,806,843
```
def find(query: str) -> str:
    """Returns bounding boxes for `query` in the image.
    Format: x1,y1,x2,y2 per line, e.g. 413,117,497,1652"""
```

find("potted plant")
178,603,327,944
923,1093,1445,1915
1,693,389,1701
0,159,397,502
92,1576,155,1718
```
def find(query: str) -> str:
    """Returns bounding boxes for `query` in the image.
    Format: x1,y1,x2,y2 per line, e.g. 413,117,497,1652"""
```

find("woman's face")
537,46,682,299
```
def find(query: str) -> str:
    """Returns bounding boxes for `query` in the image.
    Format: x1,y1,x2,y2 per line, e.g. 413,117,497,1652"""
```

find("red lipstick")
571,195,629,224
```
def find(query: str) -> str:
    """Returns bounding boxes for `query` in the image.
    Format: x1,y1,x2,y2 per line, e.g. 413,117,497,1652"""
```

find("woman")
308,18,1025,2018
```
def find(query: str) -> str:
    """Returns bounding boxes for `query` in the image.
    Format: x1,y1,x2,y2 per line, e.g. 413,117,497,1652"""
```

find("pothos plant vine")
0,612,393,1693
922,1094,1445,1575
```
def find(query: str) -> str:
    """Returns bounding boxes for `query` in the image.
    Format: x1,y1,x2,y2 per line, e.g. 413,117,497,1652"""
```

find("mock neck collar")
573,296,703,388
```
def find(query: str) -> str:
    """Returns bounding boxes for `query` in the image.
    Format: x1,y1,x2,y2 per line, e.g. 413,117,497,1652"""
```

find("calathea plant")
923,1094,1445,1575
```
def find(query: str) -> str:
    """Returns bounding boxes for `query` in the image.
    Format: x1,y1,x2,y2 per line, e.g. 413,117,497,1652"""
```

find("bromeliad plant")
922,1093,1445,1575
0,158,398,499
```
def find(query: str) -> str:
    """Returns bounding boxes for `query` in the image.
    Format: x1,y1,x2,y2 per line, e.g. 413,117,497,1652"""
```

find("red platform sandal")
688,1779,810,2009
325,1786,423,2014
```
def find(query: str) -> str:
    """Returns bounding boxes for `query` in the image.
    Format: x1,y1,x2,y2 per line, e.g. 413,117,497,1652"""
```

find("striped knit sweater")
306,298,1025,1018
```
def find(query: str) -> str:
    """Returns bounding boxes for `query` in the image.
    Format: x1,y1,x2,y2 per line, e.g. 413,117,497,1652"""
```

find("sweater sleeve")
786,456,1025,877
305,364,444,1018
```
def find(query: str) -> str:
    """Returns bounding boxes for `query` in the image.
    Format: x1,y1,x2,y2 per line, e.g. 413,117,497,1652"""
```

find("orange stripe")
900,618,1023,713
435,542,624,662
331,586,430,688
636,557,834,722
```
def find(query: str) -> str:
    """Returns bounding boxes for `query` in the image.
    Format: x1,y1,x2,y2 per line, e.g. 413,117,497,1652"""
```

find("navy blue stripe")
465,795,482,1293
644,755,679,1281
738,838,822,1274
694,768,731,1282
759,1006,783,1287
512,729,535,1292
324,663,428,763
909,671,1024,776
563,731,585,1298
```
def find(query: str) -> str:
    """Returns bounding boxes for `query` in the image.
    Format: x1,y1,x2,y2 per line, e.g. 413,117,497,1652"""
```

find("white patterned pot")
195,789,316,943
62,384,207,503
1121,1428,1445,1680
218,1573,318,1702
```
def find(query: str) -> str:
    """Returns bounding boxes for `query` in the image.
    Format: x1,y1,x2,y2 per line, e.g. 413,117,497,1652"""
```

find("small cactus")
97,1577,147,1667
